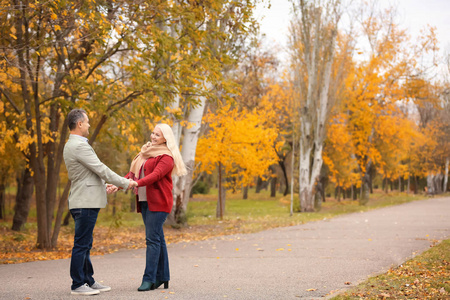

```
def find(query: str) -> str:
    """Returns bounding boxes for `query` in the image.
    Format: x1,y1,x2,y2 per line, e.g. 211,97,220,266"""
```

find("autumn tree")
289,0,342,212
335,1,443,203
323,114,359,200
233,39,281,197
260,79,296,196
166,0,261,225
196,103,280,218
0,0,260,249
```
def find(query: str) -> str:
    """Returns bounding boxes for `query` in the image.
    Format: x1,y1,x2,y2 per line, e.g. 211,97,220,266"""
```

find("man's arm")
76,142,132,190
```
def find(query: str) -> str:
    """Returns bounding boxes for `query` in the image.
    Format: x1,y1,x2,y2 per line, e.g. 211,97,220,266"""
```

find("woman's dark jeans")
140,201,170,283
70,208,100,290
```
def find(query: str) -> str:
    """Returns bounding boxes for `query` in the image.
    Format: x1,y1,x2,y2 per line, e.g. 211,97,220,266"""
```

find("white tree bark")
292,0,341,212
180,97,207,209
444,157,449,192
170,96,207,224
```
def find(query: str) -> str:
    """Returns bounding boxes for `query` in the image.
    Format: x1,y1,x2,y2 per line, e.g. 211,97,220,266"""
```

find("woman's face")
151,127,166,145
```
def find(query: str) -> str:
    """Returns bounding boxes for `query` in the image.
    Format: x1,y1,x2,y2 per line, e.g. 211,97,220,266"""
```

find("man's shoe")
71,283,100,295
90,281,111,292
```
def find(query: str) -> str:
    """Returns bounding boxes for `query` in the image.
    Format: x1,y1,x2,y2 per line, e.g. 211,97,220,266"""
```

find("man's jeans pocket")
70,208,82,220
70,208,100,221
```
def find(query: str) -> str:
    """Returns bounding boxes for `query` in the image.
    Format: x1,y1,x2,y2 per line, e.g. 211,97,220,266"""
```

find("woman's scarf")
129,142,173,178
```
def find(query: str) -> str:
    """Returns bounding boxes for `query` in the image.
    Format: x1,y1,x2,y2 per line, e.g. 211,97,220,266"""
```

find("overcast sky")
255,0,450,66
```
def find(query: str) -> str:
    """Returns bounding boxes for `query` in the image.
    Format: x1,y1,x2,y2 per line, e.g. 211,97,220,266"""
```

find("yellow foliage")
196,104,279,188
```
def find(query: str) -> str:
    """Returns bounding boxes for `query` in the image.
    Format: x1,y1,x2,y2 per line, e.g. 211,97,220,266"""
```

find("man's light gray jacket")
63,134,129,209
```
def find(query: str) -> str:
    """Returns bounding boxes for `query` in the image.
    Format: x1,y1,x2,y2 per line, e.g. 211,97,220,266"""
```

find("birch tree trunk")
291,0,341,212
290,136,295,216
444,158,449,192
170,97,207,225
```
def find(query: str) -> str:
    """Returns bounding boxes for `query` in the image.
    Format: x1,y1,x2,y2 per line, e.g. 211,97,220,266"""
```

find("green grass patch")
330,239,450,299
183,189,431,234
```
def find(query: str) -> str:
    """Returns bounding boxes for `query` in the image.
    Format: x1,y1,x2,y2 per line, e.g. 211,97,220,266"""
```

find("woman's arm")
136,155,174,187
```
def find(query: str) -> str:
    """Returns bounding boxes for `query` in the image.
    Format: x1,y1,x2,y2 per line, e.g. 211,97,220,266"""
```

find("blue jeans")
140,201,170,283
70,208,99,290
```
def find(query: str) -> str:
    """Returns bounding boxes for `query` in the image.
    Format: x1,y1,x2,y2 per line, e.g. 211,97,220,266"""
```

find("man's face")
78,113,90,138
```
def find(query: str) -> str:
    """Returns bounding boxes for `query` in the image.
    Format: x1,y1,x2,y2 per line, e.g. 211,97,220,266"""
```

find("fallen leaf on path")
306,288,317,291
345,282,351,285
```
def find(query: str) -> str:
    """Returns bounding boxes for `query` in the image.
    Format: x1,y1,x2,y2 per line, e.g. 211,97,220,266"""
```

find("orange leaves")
196,103,279,189
323,113,359,189
345,240,450,299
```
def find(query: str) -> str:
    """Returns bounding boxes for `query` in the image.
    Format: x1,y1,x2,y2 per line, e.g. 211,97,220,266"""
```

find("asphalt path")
1,197,449,300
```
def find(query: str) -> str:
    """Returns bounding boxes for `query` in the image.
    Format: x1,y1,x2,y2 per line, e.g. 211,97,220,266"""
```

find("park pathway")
1,197,449,300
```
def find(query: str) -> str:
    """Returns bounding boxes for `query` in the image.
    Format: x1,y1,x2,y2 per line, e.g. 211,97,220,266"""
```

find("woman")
126,124,187,292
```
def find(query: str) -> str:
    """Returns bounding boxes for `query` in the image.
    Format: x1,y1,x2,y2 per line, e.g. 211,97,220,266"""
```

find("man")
63,108,137,296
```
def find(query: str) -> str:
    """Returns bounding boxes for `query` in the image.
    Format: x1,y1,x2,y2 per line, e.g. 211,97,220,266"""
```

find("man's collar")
70,134,89,143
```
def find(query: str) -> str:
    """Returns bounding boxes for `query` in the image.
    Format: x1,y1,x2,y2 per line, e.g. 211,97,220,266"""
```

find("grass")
330,239,450,299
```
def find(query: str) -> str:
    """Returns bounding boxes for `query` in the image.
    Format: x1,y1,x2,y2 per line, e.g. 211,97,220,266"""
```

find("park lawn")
330,239,450,299
0,189,434,265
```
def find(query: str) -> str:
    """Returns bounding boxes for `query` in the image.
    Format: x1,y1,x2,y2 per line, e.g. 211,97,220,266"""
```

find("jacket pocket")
85,181,102,186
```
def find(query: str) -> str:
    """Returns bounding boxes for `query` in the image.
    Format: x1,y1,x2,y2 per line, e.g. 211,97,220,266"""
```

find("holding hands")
106,180,138,194
128,179,138,190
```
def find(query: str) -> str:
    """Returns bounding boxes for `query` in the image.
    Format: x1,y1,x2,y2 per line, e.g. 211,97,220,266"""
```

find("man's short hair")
67,109,87,130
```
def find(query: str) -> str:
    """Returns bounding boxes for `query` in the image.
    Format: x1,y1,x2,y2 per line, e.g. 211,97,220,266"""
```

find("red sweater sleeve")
136,155,174,187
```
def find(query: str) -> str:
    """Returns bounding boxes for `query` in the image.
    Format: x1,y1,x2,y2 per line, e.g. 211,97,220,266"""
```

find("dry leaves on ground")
0,221,246,264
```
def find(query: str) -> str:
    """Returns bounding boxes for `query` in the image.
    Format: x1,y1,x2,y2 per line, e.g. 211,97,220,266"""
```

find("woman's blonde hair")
156,123,187,176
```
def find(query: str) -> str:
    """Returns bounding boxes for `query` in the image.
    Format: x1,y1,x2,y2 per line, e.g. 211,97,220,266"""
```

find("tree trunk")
216,162,225,219
170,96,207,226
243,186,248,200
314,179,323,211
293,0,340,213
12,168,34,231
63,210,71,226
290,136,295,216
51,182,71,246
407,175,410,193
255,177,263,193
278,158,290,196
414,175,418,194
337,186,341,202
359,173,370,206
270,177,277,197
0,183,5,220
434,174,443,194
443,158,449,192
314,187,322,211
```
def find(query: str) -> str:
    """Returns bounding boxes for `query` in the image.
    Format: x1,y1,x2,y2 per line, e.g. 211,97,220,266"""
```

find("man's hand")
127,179,138,190
106,184,118,194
